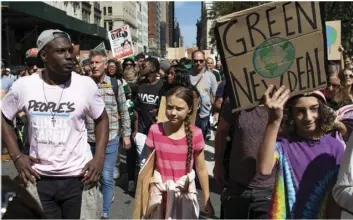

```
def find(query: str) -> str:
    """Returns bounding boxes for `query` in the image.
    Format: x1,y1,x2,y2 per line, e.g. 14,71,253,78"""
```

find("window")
103,7,106,15
94,16,100,25
108,7,112,15
104,22,107,30
108,21,113,31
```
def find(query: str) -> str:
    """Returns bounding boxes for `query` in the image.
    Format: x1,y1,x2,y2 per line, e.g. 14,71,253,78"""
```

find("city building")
167,2,175,48
200,1,214,50
196,19,202,49
148,1,161,56
174,19,181,47
179,36,184,47
135,1,148,54
2,1,107,66
199,1,218,59
160,1,168,57
101,1,138,51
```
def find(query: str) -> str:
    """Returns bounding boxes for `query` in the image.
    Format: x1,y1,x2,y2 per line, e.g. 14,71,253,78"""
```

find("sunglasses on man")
193,59,205,64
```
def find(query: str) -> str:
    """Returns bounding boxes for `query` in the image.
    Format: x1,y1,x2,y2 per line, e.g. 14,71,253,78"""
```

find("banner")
215,2,327,112
108,25,135,60
326,20,341,60
94,41,107,52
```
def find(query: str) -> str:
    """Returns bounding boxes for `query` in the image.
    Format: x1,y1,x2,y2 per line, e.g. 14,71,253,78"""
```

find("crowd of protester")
1,29,353,219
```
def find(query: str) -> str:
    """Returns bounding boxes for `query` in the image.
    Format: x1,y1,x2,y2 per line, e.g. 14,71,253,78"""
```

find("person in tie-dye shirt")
257,85,345,219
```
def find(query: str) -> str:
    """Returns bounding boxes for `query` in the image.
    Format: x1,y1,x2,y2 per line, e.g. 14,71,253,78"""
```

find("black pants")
126,136,137,181
221,187,273,219
36,176,83,219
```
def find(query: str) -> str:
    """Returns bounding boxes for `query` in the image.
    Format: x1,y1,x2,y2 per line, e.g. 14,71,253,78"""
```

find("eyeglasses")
193,60,205,64
348,74,353,79
123,63,134,66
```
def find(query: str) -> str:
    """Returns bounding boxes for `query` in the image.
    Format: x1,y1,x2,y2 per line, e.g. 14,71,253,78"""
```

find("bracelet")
13,153,23,163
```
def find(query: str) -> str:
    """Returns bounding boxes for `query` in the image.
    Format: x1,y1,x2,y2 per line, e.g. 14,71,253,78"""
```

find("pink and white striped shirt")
146,123,205,182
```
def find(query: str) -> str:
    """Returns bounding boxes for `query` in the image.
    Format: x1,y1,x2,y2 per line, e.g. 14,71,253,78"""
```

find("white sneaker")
113,167,120,179
128,181,135,192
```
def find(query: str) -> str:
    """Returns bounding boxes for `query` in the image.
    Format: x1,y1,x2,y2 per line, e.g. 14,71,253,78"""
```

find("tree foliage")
209,2,353,55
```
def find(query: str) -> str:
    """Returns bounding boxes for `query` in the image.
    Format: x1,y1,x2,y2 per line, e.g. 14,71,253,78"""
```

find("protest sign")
214,2,327,112
326,20,341,60
108,25,134,60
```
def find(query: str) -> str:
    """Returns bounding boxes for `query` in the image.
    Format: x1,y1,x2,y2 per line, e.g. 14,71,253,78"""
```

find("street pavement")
1,132,222,219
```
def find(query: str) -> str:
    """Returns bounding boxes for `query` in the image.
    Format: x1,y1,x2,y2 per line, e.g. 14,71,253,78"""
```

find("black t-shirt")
135,80,164,135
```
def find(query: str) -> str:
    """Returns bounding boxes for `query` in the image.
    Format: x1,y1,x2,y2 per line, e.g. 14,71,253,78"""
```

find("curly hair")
281,96,336,140
107,59,123,79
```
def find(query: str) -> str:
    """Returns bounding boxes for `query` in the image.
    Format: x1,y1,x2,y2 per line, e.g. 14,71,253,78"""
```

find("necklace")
42,81,66,127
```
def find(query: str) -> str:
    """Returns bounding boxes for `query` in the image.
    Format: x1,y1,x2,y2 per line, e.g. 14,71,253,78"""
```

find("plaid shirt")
86,75,131,142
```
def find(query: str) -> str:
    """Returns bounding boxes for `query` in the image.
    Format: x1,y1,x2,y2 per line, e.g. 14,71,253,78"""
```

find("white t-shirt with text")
2,72,105,176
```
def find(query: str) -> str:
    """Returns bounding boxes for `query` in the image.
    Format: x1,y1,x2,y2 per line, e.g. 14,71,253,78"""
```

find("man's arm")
93,110,109,160
213,99,232,185
2,114,21,161
209,72,218,104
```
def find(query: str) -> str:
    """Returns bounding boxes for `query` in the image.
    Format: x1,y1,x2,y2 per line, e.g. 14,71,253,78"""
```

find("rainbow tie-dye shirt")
268,135,344,219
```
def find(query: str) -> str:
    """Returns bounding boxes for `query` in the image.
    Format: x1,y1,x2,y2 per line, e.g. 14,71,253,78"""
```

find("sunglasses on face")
347,74,353,79
193,59,205,64
124,62,134,66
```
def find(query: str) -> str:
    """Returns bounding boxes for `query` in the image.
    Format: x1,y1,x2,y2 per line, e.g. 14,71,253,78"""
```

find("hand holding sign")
263,85,291,123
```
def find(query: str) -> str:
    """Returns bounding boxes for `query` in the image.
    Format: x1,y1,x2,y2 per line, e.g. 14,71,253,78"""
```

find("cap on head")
37,29,71,52
5,68,10,72
36,29,71,67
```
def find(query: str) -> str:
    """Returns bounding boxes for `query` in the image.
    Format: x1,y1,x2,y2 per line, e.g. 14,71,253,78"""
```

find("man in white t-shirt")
1,29,109,219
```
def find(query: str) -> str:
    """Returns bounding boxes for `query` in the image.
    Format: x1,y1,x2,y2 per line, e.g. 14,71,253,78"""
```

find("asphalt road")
1,134,222,219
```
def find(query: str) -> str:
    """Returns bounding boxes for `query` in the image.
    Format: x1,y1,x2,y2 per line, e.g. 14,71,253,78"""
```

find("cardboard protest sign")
108,25,135,60
79,50,90,60
326,20,341,60
214,2,327,112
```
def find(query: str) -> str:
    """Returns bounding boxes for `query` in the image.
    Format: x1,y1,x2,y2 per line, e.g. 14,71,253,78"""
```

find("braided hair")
165,86,194,192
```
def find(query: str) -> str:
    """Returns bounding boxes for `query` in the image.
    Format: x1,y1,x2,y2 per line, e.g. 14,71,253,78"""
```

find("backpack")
110,76,121,101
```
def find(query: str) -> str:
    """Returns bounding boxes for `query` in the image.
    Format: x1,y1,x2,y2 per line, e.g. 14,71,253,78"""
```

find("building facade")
160,1,168,57
167,2,175,48
2,1,107,66
134,2,148,54
148,1,161,56
101,1,138,50
174,19,180,47
200,1,214,50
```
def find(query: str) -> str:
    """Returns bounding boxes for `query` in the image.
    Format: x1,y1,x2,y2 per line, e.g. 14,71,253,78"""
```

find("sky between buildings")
175,1,201,48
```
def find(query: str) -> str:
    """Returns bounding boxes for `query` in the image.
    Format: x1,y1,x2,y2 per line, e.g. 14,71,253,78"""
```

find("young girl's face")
292,96,320,134
166,95,190,124
167,67,175,84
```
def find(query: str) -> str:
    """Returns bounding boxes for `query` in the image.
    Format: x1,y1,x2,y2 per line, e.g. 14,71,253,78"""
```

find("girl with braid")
143,86,214,219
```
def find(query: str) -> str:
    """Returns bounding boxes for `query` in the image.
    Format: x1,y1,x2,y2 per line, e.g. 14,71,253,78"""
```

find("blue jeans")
89,136,119,218
196,115,210,138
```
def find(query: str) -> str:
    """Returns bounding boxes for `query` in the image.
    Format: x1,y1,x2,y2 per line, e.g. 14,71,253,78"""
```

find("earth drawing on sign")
326,25,337,55
253,37,296,79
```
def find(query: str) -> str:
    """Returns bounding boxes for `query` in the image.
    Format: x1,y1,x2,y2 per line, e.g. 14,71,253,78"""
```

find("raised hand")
263,85,291,123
